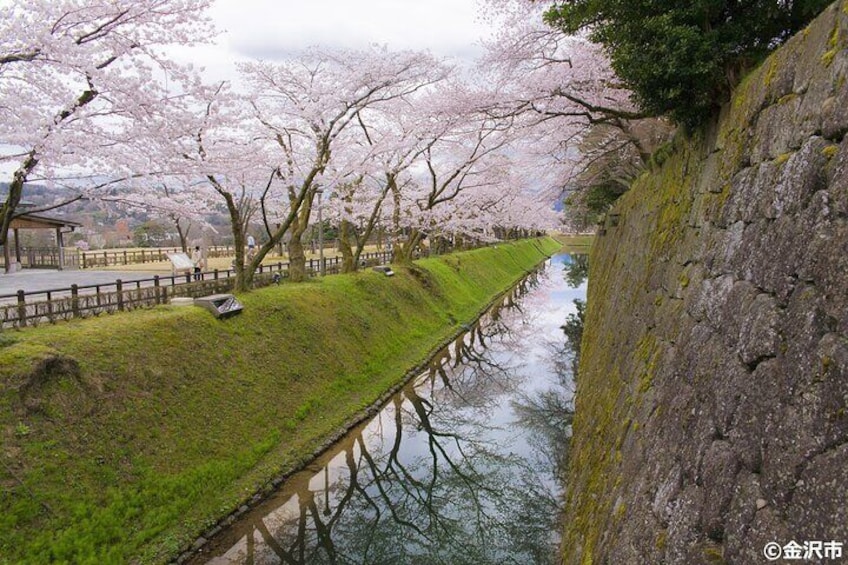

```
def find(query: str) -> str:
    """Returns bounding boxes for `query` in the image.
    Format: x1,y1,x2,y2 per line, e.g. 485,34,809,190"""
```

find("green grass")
0,238,560,564
551,233,594,252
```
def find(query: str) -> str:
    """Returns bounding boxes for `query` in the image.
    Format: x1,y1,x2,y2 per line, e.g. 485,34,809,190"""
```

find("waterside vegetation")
0,237,561,564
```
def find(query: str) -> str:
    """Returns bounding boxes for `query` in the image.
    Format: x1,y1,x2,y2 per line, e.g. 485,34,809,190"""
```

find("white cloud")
210,0,491,60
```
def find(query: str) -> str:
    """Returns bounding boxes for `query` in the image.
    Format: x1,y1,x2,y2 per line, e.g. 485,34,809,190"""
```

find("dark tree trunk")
339,219,356,273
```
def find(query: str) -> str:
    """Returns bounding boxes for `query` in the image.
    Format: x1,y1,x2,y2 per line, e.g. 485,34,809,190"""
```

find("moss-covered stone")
561,3,848,562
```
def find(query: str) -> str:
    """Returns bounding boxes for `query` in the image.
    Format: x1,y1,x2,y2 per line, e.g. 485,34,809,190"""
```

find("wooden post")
154,275,161,305
2,236,10,273
71,284,80,318
46,291,54,322
56,227,65,270
16,290,26,327
13,228,21,267
116,280,124,311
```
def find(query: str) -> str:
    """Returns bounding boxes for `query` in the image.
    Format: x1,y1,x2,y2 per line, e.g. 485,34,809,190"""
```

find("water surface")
195,253,586,565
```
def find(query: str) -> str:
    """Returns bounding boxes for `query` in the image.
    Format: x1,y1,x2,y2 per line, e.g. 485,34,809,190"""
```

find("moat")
192,253,587,564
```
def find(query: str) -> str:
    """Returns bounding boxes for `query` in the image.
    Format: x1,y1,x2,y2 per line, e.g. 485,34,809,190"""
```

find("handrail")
0,250,394,328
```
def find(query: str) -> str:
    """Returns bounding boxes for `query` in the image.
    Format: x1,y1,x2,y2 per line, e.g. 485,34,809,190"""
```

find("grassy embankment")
0,237,560,564
550,233,594,253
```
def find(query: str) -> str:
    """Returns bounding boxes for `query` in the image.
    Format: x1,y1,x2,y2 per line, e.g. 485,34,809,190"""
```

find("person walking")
191,245,203,281
246,234,256,260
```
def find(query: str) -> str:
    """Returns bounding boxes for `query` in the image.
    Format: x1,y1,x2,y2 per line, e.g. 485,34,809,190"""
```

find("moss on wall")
562,2,848,562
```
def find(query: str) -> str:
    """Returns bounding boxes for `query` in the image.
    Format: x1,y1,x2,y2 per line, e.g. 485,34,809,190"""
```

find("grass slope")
0,238,560,564
550,233,594,251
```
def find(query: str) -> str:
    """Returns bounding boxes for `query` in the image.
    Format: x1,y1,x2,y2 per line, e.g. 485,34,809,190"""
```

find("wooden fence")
0,251,392,329
0,247,80,270
79,246,237,268
0,246,237,270
1,239,381,270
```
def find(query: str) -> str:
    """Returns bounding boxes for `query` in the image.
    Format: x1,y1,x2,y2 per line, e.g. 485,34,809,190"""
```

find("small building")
3,212,83,272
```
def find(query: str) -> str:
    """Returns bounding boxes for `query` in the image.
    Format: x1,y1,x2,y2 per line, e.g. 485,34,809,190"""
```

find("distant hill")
1,182,130,226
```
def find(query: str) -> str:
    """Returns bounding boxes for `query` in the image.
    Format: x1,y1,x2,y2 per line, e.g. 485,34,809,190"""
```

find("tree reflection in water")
512,253,587,481
201,257,585,565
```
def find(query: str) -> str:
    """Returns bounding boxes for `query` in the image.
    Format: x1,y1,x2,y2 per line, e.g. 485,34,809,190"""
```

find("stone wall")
563,2,848,562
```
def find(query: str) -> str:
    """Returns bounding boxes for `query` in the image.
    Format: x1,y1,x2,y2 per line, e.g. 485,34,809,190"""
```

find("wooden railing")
0,246,237,270
0,247,79,270
1,238,393,270
0,251,392,328
79,246,236,268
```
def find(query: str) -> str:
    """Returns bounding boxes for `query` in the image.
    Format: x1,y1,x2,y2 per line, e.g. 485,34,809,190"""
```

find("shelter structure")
2,212,82,272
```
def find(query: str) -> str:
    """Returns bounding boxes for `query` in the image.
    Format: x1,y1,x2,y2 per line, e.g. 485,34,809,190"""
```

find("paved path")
0,268,172,299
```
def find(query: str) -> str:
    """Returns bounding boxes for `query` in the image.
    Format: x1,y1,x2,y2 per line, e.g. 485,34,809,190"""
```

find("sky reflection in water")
200,253,587,565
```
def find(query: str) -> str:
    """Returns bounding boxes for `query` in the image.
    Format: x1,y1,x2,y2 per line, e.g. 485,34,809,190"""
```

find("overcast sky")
2,1,497,180
180,0,493,80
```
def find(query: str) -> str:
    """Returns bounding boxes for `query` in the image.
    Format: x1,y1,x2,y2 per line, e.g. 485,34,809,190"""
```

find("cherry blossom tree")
330,94,449,272
387,80,519,262
0,0,214,269
477,0,672,224
479,0,638,128
240,46,448,282
144,81,284,290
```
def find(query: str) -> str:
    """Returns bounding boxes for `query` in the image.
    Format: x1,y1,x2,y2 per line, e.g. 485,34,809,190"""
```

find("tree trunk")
287,225,307,282
226,199,249,292
278,184,318,283
390,181,403,263
431,235,450,255
0,162,31,270
339,219,356,273
173,217,190,253
394,228,422,265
